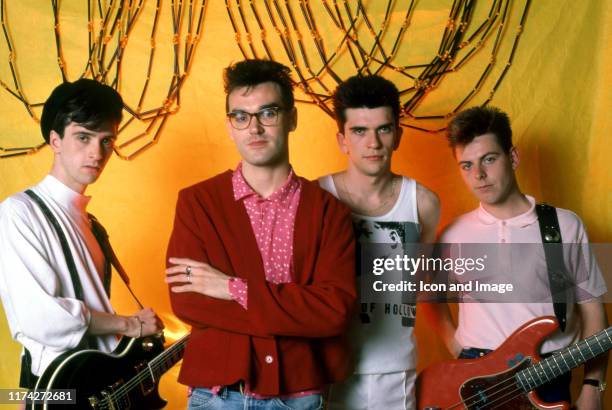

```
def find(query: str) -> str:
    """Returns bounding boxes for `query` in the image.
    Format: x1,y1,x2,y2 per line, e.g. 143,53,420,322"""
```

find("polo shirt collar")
476,195,538,227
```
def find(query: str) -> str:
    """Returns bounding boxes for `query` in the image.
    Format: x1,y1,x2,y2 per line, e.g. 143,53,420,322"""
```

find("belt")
225,381,245,394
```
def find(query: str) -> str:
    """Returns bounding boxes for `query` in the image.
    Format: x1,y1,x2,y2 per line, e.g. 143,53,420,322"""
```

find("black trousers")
19,349,39,389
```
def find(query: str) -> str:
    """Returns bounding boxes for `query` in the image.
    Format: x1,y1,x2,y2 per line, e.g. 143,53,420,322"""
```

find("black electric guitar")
31,333,189,409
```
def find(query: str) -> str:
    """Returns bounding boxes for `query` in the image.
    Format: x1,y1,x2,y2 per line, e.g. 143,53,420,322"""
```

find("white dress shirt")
0,175,118,376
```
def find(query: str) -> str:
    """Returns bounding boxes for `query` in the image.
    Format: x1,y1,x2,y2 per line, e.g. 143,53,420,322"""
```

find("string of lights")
0,0,206,159
225,0,531,132
1,0,531,160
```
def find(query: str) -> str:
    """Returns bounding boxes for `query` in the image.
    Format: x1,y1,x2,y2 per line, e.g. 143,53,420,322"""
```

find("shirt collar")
476,195,538,227
41,174,91,214
232,162,300,203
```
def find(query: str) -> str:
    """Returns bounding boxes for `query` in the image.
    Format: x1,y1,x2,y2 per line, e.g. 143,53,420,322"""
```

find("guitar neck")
149,334,190,378
516,326,612,391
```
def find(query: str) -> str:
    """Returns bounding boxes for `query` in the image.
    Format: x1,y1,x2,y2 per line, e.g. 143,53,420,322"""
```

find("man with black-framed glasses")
165,59,357,409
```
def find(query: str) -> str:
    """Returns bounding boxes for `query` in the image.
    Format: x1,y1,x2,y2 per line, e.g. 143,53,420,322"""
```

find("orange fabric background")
0,1,609,408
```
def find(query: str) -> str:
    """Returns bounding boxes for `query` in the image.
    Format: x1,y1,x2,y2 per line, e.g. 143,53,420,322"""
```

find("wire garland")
1,1,532,160
0,0,206,159
225,0,531,132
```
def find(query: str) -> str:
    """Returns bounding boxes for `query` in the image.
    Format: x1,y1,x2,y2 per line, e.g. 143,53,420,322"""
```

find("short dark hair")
332,75,401,132
447,106,513,153
224,59,294,111
40,79,123,143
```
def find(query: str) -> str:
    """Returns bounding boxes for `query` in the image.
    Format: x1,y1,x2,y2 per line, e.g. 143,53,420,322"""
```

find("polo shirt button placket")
500,220,507,243
498,221,510,273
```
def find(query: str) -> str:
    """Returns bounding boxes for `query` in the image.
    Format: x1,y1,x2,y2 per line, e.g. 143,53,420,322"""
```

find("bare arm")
419,302,462,357
416,183,440,244
89,307,163,338
416,185,462,354
575,300,608,410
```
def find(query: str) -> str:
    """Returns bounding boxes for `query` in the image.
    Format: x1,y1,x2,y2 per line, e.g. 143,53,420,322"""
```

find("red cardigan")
166,170,356,395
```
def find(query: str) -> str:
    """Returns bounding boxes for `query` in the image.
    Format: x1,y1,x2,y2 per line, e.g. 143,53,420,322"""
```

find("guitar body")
417,316,569,410
32,336,167,410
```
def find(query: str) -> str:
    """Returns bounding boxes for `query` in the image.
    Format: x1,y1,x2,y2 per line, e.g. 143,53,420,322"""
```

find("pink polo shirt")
440,195,607,353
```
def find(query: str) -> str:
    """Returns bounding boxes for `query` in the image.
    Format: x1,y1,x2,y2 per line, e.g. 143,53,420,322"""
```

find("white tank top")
319,174,420,374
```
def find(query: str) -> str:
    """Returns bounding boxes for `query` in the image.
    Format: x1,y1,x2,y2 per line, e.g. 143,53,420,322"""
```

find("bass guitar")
417,317,611,409
31,333,189,409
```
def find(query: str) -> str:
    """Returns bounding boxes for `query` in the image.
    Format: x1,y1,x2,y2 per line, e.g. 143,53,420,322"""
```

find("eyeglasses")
227,106,284,130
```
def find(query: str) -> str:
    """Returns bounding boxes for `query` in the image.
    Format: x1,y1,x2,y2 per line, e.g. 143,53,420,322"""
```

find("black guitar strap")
88,214,145,310
89,214,114,296
535,203,568,332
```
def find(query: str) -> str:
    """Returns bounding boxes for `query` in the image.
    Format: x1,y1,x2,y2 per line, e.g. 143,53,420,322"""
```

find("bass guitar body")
32,336,166,410
417,317,568,410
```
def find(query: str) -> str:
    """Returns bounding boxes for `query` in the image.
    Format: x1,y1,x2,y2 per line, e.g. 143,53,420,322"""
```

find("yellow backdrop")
0,1,610,409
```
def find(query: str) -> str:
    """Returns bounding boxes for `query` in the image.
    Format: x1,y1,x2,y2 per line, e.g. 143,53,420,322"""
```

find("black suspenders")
25,190,88,299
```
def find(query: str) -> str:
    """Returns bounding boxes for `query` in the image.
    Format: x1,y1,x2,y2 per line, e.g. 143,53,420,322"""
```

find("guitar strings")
443,358,567,409
95,339,186,409
461,379,523,409
104,336,188,401
439,358,542,409
93,329,609,409
94,334,189,409
441,330,611,409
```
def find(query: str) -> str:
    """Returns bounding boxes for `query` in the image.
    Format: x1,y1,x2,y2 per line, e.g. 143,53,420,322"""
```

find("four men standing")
0,63,607,410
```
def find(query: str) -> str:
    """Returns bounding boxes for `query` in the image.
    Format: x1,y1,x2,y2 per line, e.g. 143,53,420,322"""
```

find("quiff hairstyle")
447,106,513,153
223,59,294,112
332,75,401,133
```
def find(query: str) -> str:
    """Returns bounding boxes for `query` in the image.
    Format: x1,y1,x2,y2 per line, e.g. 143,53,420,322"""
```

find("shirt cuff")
228,277,248,309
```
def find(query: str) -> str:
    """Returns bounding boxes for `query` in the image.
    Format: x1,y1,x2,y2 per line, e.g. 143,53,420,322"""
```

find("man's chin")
476,194,503,206
357,164,388,178
79,174,101,186
243,153,286,168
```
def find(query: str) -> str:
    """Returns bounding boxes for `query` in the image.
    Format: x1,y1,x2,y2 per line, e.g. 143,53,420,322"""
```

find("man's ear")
336,131,349,154
226,118,236,143
48,130,63,154
288,106,297,131
510,146,520,169
393,125,403,151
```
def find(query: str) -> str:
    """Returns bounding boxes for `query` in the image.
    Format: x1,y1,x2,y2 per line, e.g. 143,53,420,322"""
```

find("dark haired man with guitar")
421,106,608,409
0,79,163,408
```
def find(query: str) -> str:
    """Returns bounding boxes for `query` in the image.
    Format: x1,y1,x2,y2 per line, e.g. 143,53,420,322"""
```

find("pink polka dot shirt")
228,162,302,309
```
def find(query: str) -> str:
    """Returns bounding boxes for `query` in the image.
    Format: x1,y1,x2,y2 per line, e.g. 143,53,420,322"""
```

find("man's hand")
89,307,163,338
574,384,603,410
128,307,164,338
165,257,232,300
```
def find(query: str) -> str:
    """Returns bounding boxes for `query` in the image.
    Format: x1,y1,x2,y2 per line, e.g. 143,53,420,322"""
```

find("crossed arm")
165,189,357,339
